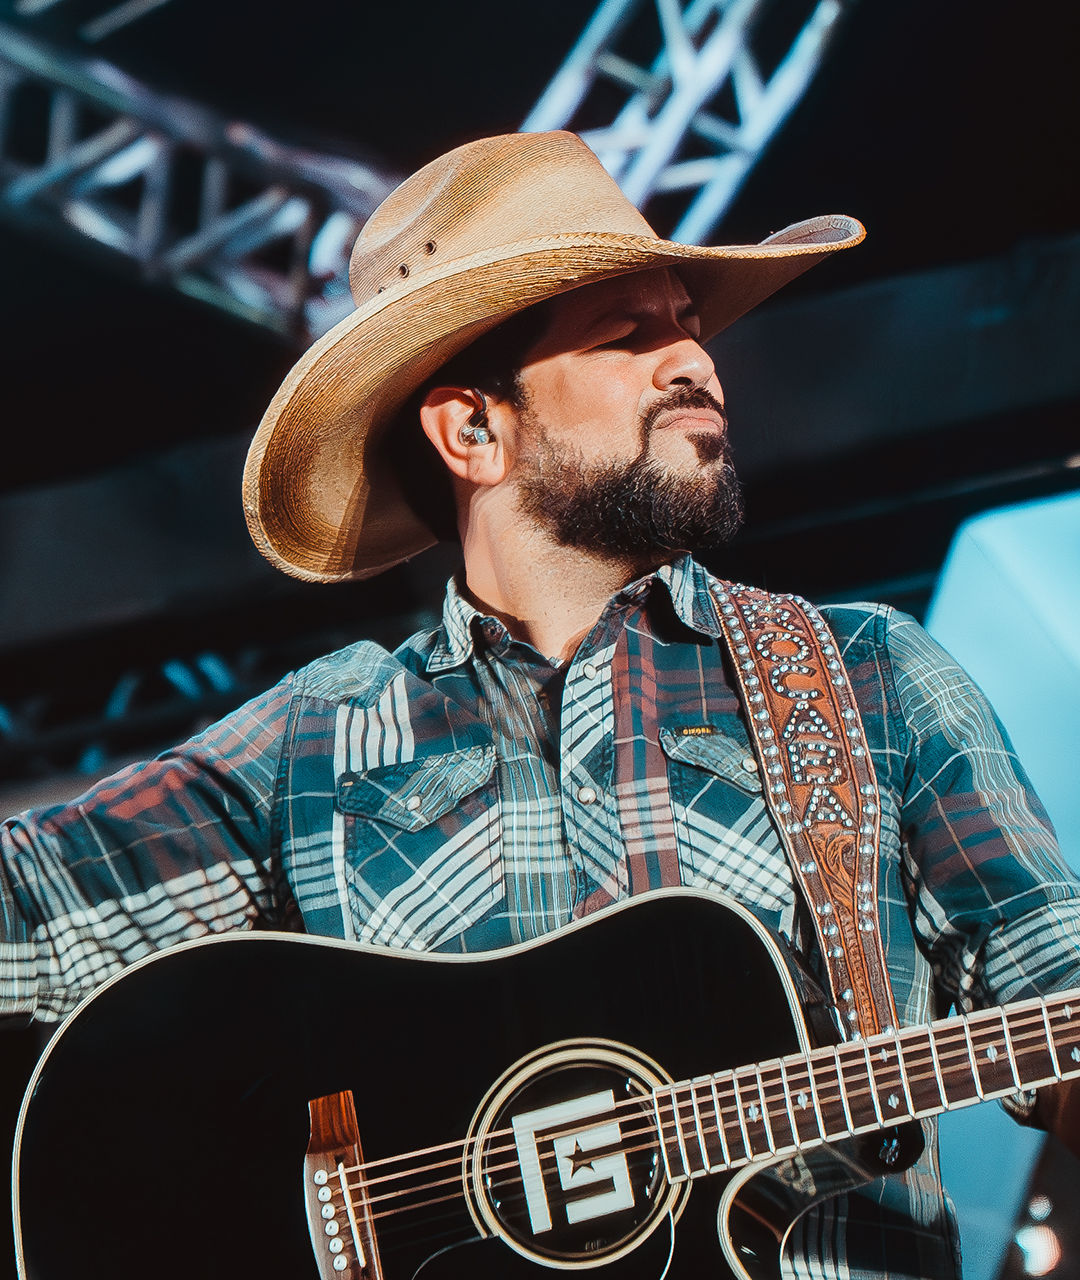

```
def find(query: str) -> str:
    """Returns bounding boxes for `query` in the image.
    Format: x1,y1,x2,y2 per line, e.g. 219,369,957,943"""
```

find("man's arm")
0,675,296,1023
880,611,1080,1147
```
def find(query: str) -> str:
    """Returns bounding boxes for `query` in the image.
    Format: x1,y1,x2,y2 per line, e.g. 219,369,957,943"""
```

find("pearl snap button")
742,757,758,772
577,786,597,805
405,795,421,811
582,662,597,679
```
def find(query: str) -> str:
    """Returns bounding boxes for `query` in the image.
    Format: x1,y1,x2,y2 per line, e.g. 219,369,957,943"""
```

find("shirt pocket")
659,726,793,913
335,745,506,950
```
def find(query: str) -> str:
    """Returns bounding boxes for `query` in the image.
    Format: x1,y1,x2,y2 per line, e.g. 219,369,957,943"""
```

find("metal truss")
11,0,175,44
523,0,855,243
0,648,256,782
0,602,436,788
0,0,853,345
0,20,397,339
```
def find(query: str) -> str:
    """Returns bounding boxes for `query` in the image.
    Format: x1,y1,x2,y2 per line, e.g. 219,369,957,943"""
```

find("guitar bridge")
305,1091,384,1279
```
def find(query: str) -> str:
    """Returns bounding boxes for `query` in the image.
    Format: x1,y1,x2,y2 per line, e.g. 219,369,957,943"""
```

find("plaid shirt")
3,554,1079,1278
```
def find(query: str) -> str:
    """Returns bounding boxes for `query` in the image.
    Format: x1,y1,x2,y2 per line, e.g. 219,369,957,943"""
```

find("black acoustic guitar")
13,891,1080,1279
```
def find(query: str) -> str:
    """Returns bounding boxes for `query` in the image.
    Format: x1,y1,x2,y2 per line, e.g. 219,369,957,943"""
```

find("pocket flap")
336,745,496,830
658,726,763,794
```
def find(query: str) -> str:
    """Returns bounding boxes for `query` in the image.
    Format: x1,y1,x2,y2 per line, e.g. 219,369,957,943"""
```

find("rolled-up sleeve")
0,676,296,1022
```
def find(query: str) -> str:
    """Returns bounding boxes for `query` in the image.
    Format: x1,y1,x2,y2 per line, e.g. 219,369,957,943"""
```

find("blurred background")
0,0,1077,1275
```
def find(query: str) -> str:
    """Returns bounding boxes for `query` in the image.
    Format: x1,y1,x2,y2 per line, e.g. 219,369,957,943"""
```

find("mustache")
641,385,728,434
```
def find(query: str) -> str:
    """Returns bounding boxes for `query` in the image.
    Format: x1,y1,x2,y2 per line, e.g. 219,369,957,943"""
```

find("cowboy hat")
243,130,864,582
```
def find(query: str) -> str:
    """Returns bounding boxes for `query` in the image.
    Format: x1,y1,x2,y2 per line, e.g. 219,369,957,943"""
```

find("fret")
782,1056,826,1145
808,1049,849,1140
652,1087,688,1181
705,1077,733,1169
1039,1001,1063,1081
684,1080,711,1174
970,1010,1020,1094
671,1084,707,1176
995,1008,1022,1091
778,1058,822,1147
711,1074,751,1166
732,1068,771,1158
860,1041,886,1126
962,1014,1018,1098
893,1031,917,1115
690,1077,726,1172
754,1067,777,1154
932,1023,981,1107
864,1035,913,1123
1000,999,1056,1088
760,1062,796,1152
833,1044,865,1134
961,1020,985,1098
1046,996,1080,1079
926,1021,948,1110
896,1027,944,1115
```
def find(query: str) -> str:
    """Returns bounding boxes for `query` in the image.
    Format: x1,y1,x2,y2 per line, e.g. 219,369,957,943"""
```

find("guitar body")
13,892,911,1280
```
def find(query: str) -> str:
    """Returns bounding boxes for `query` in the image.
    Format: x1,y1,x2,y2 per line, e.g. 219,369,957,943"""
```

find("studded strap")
711,581,898,1039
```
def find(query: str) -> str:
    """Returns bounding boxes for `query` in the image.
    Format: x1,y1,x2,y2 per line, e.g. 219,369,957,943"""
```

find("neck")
460,502,663,663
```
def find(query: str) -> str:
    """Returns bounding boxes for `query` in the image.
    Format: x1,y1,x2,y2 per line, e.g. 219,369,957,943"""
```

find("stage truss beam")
0,20,397,339
523,0,854,243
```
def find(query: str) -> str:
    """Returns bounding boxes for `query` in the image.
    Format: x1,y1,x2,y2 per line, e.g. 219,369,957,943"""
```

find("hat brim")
243,218,864,582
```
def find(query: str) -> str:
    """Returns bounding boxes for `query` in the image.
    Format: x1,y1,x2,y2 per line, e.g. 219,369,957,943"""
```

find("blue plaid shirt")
3,554,1079,1278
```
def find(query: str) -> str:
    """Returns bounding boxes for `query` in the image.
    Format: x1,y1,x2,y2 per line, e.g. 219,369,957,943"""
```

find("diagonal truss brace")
0,20,398,339
1,1,853,337
523,0,854,243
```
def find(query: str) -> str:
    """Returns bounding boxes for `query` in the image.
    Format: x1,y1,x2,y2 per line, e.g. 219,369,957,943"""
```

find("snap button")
582,662,597,679
742,757,758,772
577,785,598,805
405,795,422,812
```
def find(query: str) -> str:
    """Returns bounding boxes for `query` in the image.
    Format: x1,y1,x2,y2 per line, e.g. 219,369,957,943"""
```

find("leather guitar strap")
711,580,898,1039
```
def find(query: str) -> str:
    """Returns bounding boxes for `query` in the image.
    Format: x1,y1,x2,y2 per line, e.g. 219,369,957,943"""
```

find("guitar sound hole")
466,1040,687,1267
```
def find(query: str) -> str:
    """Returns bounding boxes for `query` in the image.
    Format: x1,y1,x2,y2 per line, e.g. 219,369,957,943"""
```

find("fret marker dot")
1071,1047,1080,1063
887,1093,899,1110
797,1091,808,1109
1065,1005,1074,1020
747,1104,760,1121
878,1048,889,1063
986,1045,998,1062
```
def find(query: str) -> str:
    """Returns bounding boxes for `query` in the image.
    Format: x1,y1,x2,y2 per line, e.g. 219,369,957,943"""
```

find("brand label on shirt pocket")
336,744,496,831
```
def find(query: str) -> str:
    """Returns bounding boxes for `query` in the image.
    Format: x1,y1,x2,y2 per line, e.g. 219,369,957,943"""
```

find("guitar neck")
655,988,1080,1180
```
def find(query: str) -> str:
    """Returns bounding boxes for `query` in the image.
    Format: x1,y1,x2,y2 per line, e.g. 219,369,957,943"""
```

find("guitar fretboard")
652,989,1080,1180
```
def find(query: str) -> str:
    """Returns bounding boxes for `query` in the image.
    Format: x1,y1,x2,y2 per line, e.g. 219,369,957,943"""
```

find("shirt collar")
648,553,726,640
426,553,724,672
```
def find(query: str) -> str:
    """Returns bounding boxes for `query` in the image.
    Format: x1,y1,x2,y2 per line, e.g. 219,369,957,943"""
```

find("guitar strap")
711,581,898,1040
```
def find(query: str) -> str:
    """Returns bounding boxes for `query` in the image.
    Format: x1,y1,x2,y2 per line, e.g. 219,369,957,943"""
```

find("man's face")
506,269,743,558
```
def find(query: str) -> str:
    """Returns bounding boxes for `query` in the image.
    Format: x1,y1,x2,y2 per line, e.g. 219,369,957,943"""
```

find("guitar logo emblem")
511,1089,635,1234
466,1039,687,1267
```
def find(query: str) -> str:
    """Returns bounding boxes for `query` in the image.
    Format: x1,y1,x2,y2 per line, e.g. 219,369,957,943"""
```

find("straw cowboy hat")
243,130,864,582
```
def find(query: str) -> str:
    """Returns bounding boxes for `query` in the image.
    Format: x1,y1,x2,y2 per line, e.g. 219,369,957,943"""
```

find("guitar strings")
320,1006,1076,1228
342,1008,1074,1205
351,1015,1036,1234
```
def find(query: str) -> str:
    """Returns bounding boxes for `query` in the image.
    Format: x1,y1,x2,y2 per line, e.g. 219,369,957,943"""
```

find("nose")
652,333,718,393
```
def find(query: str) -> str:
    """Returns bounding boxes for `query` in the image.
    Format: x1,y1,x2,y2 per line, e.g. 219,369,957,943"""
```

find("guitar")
12,890,1080,1280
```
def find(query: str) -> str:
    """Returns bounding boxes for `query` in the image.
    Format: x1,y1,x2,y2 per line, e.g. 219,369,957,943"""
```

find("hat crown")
348,132,655,306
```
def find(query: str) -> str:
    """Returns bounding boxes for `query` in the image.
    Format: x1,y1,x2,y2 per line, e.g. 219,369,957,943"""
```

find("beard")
513,386,744,559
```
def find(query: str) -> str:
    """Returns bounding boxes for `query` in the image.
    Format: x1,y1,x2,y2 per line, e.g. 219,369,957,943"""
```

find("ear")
419,386,509,486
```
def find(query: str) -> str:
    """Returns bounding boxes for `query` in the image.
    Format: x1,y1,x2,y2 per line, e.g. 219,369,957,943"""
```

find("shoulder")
291,624,442,706
817,599,951,677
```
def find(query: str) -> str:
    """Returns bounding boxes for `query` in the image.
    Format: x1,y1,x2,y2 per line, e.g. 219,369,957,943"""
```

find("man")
3,131,1079,1276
